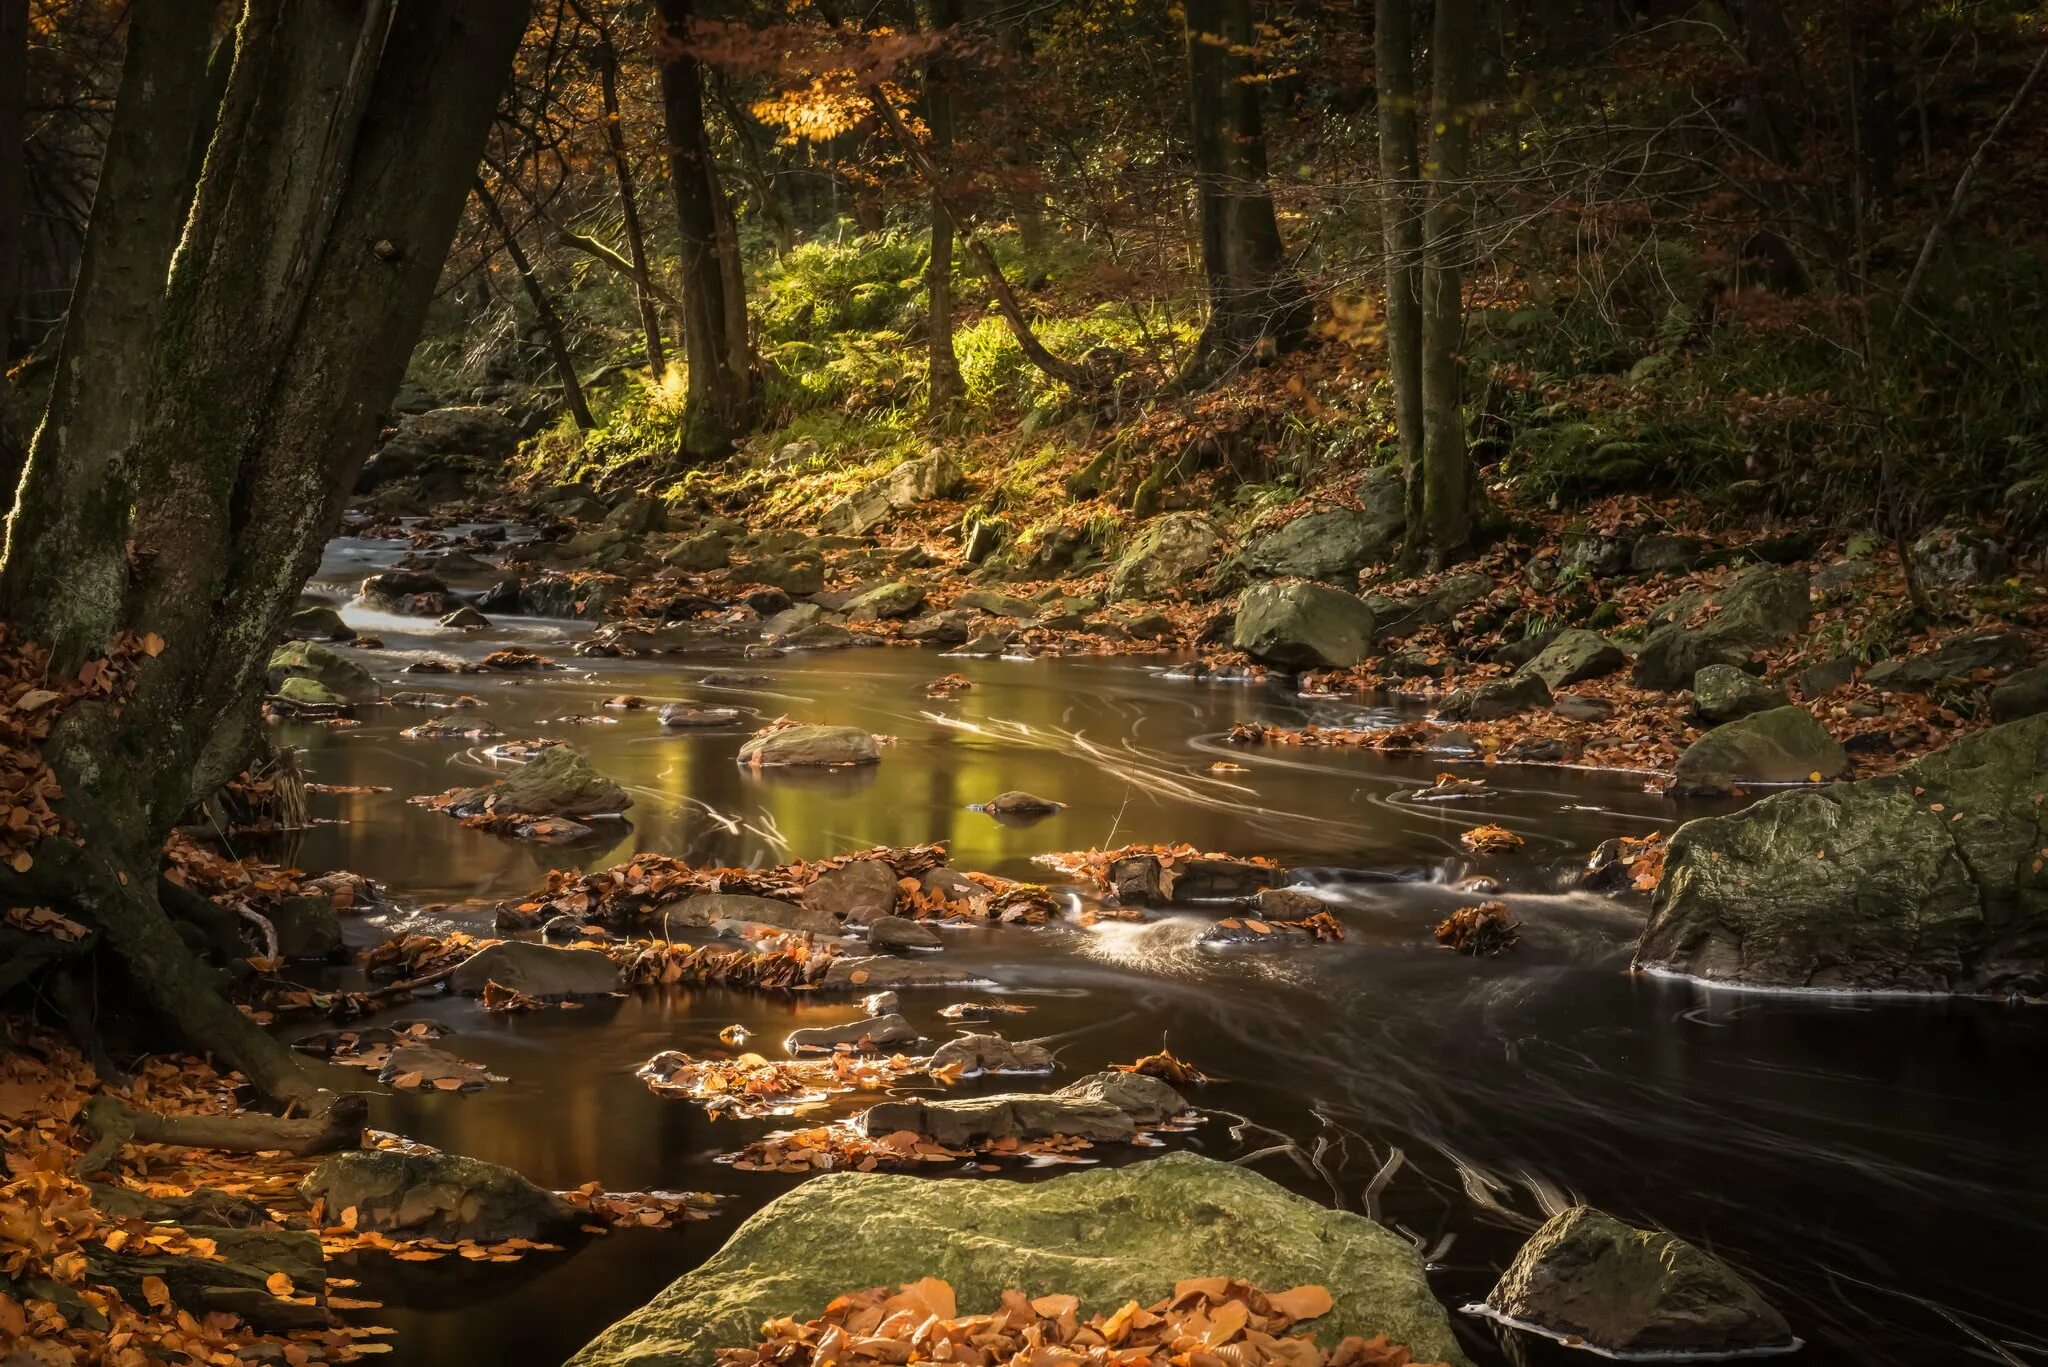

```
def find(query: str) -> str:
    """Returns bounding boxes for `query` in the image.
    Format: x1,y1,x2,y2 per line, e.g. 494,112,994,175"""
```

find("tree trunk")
1375,0,1426,534
474,177,595,429
707,72,798,254
1181,0,1311,382
576,2,668,379
1418,0,1477,562
655,0,756,458
0,0,528,1106
925,0,964,416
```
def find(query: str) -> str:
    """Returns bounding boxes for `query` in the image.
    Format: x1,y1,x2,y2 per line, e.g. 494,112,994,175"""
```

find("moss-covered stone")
567,1153,1468,1367
738,724,880,767
440,743,631,817
1107,513,1223,601
1667,705,1846,797
267,640,376,703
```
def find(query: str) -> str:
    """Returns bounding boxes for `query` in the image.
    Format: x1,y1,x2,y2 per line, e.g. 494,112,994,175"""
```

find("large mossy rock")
1862,629,2028,693
1690,663,1788,723
267,640,377,703
1242,506,1399,583
821,453,966,535
441,744,630,817
1108,513,1224,601
301,1150,579,1242
1631,567,1810,690
88,1225,327,1331
1233,582,1376,669
567,1153,1469,1367
1483,1207,1792,1356
1517,629,1625,690
1635,713,2048,993
1668,705,1846,797
738,724,881,767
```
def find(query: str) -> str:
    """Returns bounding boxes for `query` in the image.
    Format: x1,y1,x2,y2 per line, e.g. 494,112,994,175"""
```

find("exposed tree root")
74,1092,366,1177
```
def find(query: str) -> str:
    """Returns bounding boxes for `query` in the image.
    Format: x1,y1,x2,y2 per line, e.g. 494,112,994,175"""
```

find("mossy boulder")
1636,713,2048,993
267,640,376,703
1517,629,1625,690
1233,582,1377,670
820,453,967,535
1862,629,2028,693
1990,664,2048,723
1242,508,1398,583
738,725,880,767
1690,664,1789,723
1108,513,1224,601
1437,673,1551,722
450,941,623,996
286,604,352,641
566,1153,1469,1367
1631,566,1810,690
301,1150,578,1243
841,581,928,620
1483,1207,1791,1356
664,529,733,572
439,744,631,818
1667,706,1846,797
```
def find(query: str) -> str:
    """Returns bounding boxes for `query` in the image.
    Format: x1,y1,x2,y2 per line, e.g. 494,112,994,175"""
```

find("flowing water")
264,532,2048,1367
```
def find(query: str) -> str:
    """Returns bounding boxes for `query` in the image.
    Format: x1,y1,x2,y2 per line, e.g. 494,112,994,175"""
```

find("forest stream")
234,529,2048,1367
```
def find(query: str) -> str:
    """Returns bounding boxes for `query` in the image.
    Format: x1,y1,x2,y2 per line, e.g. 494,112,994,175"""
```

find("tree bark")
474,177,596,429
1181,0,1311,382
1418,0,1477,561
1375,0,1425,533
655,0,756,458
572,0,668,379
707,71,798,254
0,0,529,1107
924,0,964,416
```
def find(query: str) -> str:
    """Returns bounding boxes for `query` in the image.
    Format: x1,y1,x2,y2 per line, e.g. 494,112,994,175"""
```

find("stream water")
263,531,2048,1367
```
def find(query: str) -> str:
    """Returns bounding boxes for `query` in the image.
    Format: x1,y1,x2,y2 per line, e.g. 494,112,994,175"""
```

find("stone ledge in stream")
567,1152,1469,1367
821,955,990,992
858,1071,1185,1146
1636,712,2048,994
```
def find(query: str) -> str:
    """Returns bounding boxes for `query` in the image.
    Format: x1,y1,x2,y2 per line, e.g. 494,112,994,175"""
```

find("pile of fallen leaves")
1037,844,1280,898
638,1049,929,1118
722,1123,1112,1174
499,845,948,931
717,1276,1448,1367
1209,910,1345,943
610,936,838,991
1432,902,1520,956
1111,1049,1210,1085
362,930,488,982
1459,824,1523,853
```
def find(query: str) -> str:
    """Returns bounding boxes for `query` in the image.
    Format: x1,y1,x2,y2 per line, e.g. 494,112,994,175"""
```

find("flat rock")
783,1013,919,1053
437,744,630,818
658,703,744,728
1517,629,1625,690
856,1071,1185,1147
450,941,622,997
1483,1206,1792,1356
267,640,377,703
301,1150,577,1243
568,1153,1465,1367
660,893,840,937
927,1033,1053,1075
800,858,901,924
821,955,988,992
1110,854,1278,905
738,725,879,766
867,915,942,951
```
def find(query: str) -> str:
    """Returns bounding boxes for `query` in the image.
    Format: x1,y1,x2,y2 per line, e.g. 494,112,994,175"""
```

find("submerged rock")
301,1150,578,1243
1482,1206,1792,1357
867,915,942,952
567,1152,1465,1367
1636,713,2048,993
1233,581,1376,670
450,941,623,997
1110,853,1278,905
1107,513,1224,601
821,955,987,992
738,725,880,767
1668,706,1847,797
658,703,743,728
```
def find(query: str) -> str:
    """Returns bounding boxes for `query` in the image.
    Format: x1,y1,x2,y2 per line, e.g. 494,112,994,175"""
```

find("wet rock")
860,991,900,1016
738,725,879,767
841,581,927,620
867,915,942,952
475,577,522,614
606,495,667,535
1107,512,1224,601
451,941,623,996
1242,507,1398,582
1668,706,1847,797
901,610,977,645
1484,1206,1793,1357
662,893,841,937
1632,566,1810,689
1863,629,2028,692
1110,853,1278,905
1796,654,1858,699
439,606,489,629
800,859,901,924
1517,629,1625,690
377,1044,488,1093
1990,664,2048,723
276,676,349,707
658,703,743,728
977,791,1064,817
301,1150,578,1243
358,405,517,491
821,955,988,991
820,452,966,536
267,640,377,703
360,569,449,612
665,529,733,572
784,1013,920,1053
927,1033,1053,1075
1639,713,2048,993
741,552,826,597
858,1071,1185,1147
1690,664,1788,723
1551,693,1615,723
567,1153,1464,1367
1629,533,1706,574
1437,673,1552,722
271,894,343,962
1910,524,2009,588
776,619,853,651
287,604,352,641
1233,581,1377,670
437,744,631,818
701,671,772,688
955,587,1038,618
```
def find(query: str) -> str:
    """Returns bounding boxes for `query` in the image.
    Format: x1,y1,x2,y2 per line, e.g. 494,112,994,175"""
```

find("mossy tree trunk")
1181,0,1311,384
0,0,528,1106
1417,0,1477,562
656,0,758,459
1374,0,1425,534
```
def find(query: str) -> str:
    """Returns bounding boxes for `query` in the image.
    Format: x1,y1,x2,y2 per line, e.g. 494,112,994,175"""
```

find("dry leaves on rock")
924,673,973,697
1036,844,1279,897
561,1181,719,1231
1110,1049,1210,1085
638,1049,929,1118
722,1123,1102,1174
611,936,839,992
1209,911,1345,944
1432,902,1520,956
936,1001,1033,1021
1459,824,1523,853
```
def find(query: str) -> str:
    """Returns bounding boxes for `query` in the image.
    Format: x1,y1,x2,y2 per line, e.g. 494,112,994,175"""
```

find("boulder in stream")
450,941,623,997
799,858,901,923
436,743,631,818
1667,706,1847,797
566,1152,1468,1367
821,955,988,992
927,1033,1053,1075
1481,1206,1793,1357
267,640,377,703
302,1149,578,1242
659,892,840,937
1636,713,2048,993
1232,581,1377,669
857,1070,1185,1146
737,724,880,767
867,914,942,951
783,1013,920,1053
658,703,743,728
287,603,352,641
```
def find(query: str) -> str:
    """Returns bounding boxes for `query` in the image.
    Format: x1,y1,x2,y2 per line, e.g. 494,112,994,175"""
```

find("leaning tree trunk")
655,0,756,458
576,1,669,379
0,0,528,1106
475,177,596,429
1418,0,1476,562
1375,0,1426,536
924,0,964,416
1181,0,1311,383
